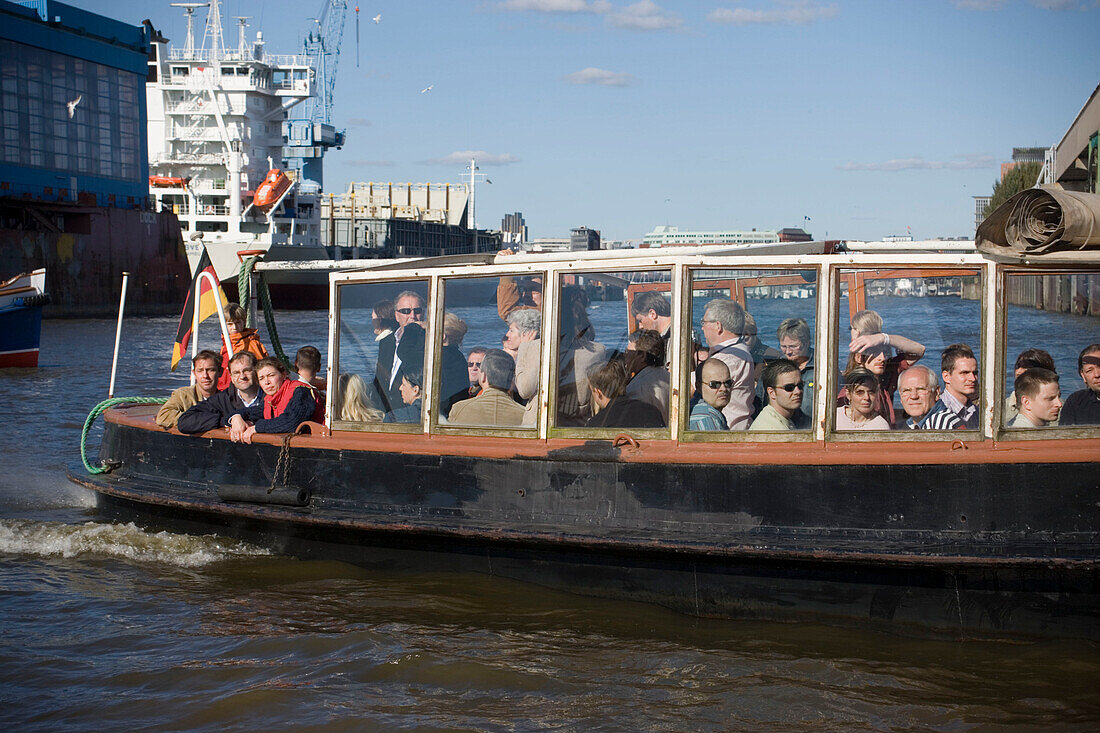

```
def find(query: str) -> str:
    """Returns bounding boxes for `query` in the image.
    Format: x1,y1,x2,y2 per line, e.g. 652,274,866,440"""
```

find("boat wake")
0,518,270,567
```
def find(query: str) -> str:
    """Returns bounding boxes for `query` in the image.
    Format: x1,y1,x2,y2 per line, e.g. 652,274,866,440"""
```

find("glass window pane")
333,280,429,428
1003,271,1100,429
438,274,542,429
555,269,672,429
836,268,981,432
689,268,817,433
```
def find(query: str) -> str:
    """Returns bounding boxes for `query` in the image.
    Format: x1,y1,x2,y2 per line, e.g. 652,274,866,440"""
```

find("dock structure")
320,181,501,257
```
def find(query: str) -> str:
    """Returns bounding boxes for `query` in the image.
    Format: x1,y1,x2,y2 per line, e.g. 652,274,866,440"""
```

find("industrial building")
0,0,188,315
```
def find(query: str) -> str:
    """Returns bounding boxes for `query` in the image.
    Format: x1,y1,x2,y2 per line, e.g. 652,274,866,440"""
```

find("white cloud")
343,159,394,167
425,150,520,166
708,1,838,25
563,66,635,86
607,1,683,30
344,118,372,128
499,0,611,12
839,154,995,172
1029,0,1078,9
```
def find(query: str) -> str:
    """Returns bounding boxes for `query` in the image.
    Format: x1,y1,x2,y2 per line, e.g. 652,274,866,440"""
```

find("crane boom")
283,0,349,191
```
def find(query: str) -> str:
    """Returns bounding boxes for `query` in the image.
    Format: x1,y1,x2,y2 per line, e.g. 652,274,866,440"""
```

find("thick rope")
81,397,166,474
238,255,291,370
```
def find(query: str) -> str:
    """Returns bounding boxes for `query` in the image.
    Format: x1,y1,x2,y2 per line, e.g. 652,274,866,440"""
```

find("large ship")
145,0,354,293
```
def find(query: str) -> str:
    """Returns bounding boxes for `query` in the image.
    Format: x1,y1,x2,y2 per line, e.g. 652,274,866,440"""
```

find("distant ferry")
642,225,784,247
0,269,48,368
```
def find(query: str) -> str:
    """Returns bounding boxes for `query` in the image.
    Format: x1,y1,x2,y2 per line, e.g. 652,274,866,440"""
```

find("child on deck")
295,345,326,391
218,303,268,390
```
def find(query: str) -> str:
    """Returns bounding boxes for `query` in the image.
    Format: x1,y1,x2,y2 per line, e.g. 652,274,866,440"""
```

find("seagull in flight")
420,84,433,94
66,95,82,118
372,13,381,23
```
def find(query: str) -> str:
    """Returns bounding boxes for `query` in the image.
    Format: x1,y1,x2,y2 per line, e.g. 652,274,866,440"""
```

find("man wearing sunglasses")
375,290,427,412
689,358,731,431
750,359,811,431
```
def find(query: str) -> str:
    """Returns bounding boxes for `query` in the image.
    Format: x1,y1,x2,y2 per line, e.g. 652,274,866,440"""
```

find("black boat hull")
70,409,1100,639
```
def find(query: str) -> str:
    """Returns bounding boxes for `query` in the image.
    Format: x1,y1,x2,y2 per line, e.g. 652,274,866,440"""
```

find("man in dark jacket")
177,352,262,434
586,360,666,429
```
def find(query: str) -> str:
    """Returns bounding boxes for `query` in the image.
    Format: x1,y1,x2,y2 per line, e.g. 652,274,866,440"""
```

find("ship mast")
170,3,208,59
200,0,225,60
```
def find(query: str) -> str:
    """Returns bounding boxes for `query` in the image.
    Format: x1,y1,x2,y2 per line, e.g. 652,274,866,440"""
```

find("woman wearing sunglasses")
750,359,812,431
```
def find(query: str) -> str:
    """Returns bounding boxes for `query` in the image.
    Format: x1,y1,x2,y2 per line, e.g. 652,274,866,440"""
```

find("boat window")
331,279,430,431
552,269,673,431
687,268,817,435
1002,270,1100,430
833,267,982,434
433,274,544,432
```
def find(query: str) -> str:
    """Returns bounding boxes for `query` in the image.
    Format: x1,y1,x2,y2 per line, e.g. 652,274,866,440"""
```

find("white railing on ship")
166,49,311,66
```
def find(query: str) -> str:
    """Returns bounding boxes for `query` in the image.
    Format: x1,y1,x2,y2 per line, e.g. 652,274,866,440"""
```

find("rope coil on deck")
81,397,165,474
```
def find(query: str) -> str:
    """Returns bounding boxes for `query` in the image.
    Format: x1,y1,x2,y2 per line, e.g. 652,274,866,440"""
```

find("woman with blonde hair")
337,373,384,423
838,308,925,425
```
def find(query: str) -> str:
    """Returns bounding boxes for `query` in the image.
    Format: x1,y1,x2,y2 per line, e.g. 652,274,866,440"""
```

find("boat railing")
190,271,234,388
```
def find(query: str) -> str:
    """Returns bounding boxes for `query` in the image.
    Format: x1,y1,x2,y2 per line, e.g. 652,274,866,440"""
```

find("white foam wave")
0,518,270,567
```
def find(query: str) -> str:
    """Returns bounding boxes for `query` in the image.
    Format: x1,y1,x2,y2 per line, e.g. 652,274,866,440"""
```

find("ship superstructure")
146,0,343,282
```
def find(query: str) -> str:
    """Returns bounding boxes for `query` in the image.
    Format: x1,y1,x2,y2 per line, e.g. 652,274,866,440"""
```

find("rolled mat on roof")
976,186,1100,257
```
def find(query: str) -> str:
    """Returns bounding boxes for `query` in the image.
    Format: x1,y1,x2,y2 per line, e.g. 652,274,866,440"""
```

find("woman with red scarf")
229,357,323,444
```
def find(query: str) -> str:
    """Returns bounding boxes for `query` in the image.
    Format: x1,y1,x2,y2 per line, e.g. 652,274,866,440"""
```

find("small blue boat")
0,268,48,368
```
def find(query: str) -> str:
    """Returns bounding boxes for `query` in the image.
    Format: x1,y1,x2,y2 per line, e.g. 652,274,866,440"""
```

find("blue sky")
81,0,1098,241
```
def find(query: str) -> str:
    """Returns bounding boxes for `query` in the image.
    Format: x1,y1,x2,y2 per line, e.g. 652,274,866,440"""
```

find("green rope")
81,397,165,474
238,255,291,370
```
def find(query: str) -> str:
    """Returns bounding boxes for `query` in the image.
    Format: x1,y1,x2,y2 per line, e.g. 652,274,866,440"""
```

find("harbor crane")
283,0,350,191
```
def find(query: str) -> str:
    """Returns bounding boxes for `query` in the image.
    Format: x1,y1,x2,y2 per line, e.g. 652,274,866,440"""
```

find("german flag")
171,247,229,371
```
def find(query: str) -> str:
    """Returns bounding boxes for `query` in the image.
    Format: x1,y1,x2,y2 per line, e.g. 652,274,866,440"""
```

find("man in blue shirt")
689,358,731,431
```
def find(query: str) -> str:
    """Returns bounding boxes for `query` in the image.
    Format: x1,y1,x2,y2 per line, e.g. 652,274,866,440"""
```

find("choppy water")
2,311,1099,730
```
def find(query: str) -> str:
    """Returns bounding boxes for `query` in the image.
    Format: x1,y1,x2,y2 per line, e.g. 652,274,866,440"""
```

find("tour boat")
0,268,48,368
70,192,1100,639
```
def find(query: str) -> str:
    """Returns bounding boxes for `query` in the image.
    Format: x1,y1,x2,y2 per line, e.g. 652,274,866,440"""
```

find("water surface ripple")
1,314,1097,730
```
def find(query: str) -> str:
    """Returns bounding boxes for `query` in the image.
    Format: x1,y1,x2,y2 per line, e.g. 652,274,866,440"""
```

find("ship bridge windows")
1000,269,1100,434
684,267,818,440
331,279,430,432
830,266,983,438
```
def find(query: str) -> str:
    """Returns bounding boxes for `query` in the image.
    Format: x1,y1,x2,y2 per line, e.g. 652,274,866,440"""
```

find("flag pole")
108,271,130,398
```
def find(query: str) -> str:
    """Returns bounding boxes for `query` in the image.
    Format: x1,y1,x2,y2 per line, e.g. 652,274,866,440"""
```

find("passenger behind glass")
840,309,926,426
750,359,811,431
375,290,427,413
835,368,890,431
464,346,489,400
337,373,384,422
699,298,754,430
383,365,423,424
896,365,961,430
925,343,979,429
623,329,669,417
1061,344,1100,426
496,271,542,321
777,317,814,419
503,308,540,361
557,285,608,426
689,358,730,431
448,349,526,427
1009,368,1061,428
630,290,672,364
508,309,543,424
1005,349,1057,425
586,360,665,429
439,312,471,417
372,299,398,342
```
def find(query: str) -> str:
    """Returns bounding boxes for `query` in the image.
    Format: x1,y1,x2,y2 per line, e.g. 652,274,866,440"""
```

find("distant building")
642,225,779,247
1000,147,1046,181
973,195,992,231
0,0,151,207
571,226,600,251
501,212,527,245
528,237,571,252
778,227,812,242
883,234,914,243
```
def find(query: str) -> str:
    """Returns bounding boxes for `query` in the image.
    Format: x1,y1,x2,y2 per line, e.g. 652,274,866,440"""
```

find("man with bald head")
689,358,731,431
897,365,962,430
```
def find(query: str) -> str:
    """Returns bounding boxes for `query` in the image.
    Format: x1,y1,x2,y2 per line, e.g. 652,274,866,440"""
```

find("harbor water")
2,309,1099,730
